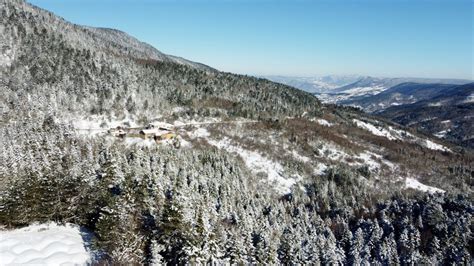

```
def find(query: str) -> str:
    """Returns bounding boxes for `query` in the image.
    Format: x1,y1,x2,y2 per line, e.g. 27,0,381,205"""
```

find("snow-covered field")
0,223,93,265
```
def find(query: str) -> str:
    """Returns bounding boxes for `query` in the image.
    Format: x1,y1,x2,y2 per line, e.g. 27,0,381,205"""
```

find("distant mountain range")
266,75,473,149
379,83,474,149
340,82,462,112
264,75,470,99
314,76,470,105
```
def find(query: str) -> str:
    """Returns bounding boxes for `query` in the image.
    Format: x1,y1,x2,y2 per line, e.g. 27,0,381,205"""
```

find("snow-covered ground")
313,118,333,127
434,129,450,138
313,163,328,175
315,86,386,103
353,119,451,152
462,93,474,104
353,119,397,140
291,150,311,163
405,178,445,194
424,139,450,152
123,137,156,147
207,137,298,194
0,223,93,265
71,115,139,137
319,142,350,161
188,127,211,139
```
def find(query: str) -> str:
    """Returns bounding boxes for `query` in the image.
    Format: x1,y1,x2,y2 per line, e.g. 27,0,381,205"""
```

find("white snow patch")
71,116,138,136
463,94,474,104
434,130,450,138
405,178,445,194
291,150,311,163
173,117,222,127
0,223,93,265
313,163,328,175
123,137,156,147
355,151,381,171
314,119,333,127
189,127,211,139
353,119,451,152
428,101,443,107
424,139,450,152
179,138,191,148
343,85,386,96
208,138,297,194
0,52,13,67
319,142,350,161
353,119,397,140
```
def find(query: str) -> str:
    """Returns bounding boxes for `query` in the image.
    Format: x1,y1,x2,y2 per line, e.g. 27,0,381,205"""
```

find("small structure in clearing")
154,132,176,141
138,124,176,142
109,122,178,144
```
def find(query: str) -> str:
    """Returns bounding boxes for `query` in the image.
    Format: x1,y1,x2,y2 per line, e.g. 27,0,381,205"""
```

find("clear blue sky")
29,0,472,79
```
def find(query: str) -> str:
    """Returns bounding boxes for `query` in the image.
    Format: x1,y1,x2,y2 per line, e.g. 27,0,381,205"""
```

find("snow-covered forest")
1,0,473,264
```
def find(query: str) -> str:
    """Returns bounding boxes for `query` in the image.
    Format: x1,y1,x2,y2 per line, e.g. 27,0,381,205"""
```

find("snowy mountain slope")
86,27,215,72
380,83,474,149
0,0,213,73
1,1,473,264
341,83,459,112
1,0,321,121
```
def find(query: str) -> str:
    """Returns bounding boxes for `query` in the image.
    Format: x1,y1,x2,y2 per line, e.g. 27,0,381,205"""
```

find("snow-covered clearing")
173,117,256,128
123,137,156,147
188,127,211,139
405,178,445,194
208,137,298,194
319,142,350,161
353,119,397,140
355,152,381,171
312,118,333,127
434,130,449,138
291,150,311,163
424,139,450,152
0,223,93,265
0,38,14,67
313,163,328,175
70,115,139,137
353,119,451,152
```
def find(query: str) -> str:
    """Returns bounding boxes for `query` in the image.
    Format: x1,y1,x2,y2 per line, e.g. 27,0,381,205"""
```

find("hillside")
1,1,473,264
341,82,460,112
380,83,474,149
